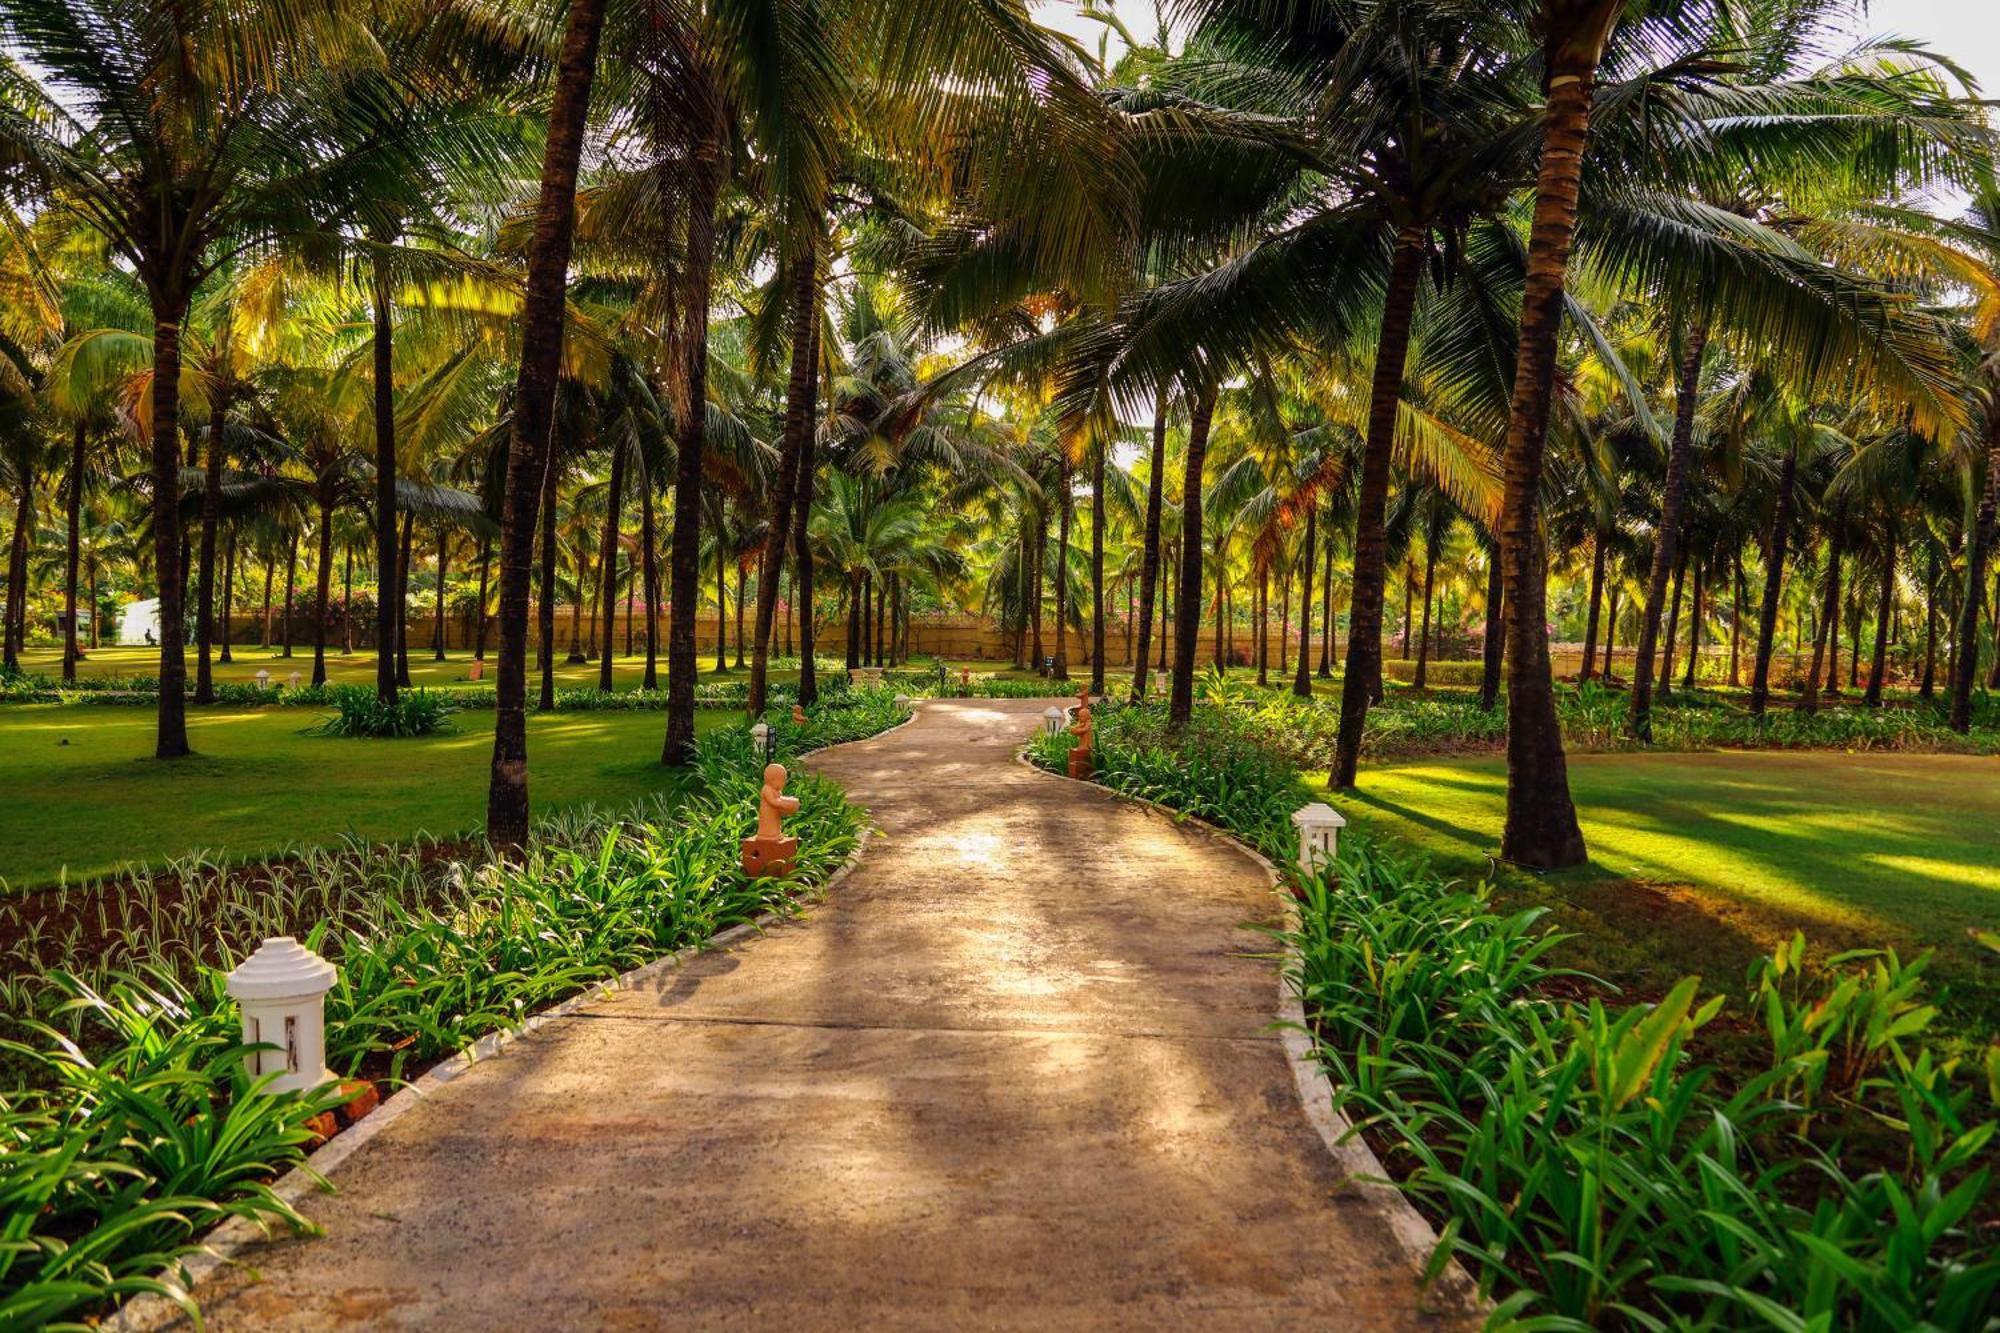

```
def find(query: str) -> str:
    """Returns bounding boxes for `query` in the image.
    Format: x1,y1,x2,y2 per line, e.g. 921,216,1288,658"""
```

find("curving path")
172,698,1466,1329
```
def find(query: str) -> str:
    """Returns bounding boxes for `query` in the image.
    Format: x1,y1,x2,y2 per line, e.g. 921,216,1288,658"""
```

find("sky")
1030,0,2000,99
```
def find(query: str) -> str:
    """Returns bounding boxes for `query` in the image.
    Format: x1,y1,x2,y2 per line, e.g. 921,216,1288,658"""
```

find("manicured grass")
1323,751,2000,1022
0,702,730,888
11,644,807,692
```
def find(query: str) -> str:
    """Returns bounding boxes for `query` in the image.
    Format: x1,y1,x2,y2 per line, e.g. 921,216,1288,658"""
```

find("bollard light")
751,720,773,763
1291,802,1347,876
254,668,271,689
1042,706,1066,737
225,937,337,1095
894,693,911,708
287,670,301,691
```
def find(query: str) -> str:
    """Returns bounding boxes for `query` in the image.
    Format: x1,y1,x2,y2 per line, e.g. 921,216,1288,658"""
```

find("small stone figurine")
740,762,802,878
1067,692,1094,780
792,703,807,725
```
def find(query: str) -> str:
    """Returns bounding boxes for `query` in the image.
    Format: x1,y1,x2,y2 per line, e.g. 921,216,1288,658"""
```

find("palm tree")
0,0,409,756
486,0,609,849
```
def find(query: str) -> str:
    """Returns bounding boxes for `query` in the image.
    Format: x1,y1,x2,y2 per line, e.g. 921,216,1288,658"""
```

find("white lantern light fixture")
750,720,773,762
1042,706,1066,737
225,937,337,1095
253,668,271,688
287,670,301,691
893,693,911,708
1291,802,1347,876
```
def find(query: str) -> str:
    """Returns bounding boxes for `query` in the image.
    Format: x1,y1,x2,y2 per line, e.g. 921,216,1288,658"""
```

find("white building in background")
118,599,160,646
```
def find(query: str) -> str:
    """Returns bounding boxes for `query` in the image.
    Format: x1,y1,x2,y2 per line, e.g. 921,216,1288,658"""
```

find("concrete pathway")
180,699,1463,1329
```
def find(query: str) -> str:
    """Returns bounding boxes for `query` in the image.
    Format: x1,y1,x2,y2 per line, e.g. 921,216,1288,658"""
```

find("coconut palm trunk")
281,529,299,660
1479,549,1503,710
473,537,489,660
641,473,660,689
1919,542,1937,699
1801,530,1841,714
1318,530,1334,677
1495,6,1620,869
1629,324,1707,737
1681,556,1702,693
597,437,626,691
313,487,336,685
1580,530,1606,679
1090,440,1106,693
1948,415,1998,731
1750,443,1801,715
1169,380,1216,726
1053,452,1072,681
393,513,411,681
793,317,822,704
1333,227,1427,784
748,241,817,714
61,420,86,682
192,401,227,702
484,0,607,847
1866,518,1895,706
1414,531,1437,690
537,466,558,708
1293,504,1316,698
145,297,192,755
371,251,400,705
433,527,448,661
1659,549,1685,696
1130,401,1166,701
663,141,720,766
222,530,237,662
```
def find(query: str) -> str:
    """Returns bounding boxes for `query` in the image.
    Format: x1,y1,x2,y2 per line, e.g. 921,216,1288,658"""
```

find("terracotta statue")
741,763,802,877
1067,700,1094,779
960,667,971,687
792,704,807,725
758,763,800,837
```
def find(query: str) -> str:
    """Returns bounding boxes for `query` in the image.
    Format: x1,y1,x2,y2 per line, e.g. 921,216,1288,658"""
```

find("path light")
226,937,337,1095
1042,706,1065,736
894,693,911,708
287,670,301,691
1291,802,1347,876
751,720,774,764
254,668,271,689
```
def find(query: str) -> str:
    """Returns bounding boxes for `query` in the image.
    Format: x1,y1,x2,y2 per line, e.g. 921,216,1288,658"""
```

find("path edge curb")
108,719,897,1333
1013,743,1484,1319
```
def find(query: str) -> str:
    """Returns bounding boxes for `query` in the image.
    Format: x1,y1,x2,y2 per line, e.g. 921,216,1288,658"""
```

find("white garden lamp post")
225,937,337,1095
750,720,773,763
1042,706,1065,737
287,670,301,691
253,668,271,689
1291,802,1347,876
894,693,911,708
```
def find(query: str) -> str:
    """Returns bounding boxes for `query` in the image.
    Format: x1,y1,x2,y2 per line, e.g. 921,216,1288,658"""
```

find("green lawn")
12,644,804,693
0,702,730,888
1324,751,2000,1022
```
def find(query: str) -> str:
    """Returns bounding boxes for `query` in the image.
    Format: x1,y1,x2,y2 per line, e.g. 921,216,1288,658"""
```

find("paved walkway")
179,699,1463,1329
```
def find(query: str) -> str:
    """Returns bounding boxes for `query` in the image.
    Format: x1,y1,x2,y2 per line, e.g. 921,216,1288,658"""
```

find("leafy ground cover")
1028,702,1999,1328
0,690,907,1327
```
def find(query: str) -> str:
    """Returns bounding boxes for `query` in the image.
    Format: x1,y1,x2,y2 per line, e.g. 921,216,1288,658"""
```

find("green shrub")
306,686,457,737
1288,843,1997,1328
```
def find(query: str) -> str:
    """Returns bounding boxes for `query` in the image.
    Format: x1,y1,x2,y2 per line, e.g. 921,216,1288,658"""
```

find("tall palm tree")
486,0,609,849
0,0,403,756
